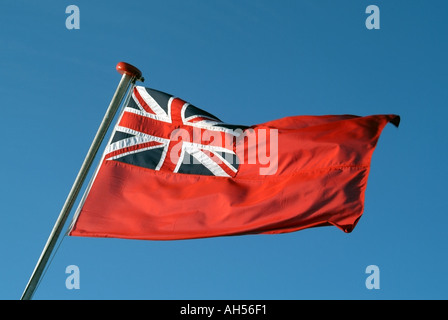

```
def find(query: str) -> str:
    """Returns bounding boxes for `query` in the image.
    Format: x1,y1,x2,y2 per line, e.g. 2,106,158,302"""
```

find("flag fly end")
116,62,144,82
390,115,400,128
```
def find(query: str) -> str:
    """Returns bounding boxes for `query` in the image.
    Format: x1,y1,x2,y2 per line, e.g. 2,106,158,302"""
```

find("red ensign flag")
68,86,399,240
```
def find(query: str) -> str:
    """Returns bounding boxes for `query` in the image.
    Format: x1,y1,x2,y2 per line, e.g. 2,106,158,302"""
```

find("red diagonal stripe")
133,87,157,115
201,149,236,177
105,140,164,160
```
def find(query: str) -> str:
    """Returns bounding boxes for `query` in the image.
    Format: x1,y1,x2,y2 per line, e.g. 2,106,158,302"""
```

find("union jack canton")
103,86,245,177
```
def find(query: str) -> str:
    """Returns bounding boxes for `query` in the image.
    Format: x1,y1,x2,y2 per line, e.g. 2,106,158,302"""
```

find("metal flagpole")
21,62,144,300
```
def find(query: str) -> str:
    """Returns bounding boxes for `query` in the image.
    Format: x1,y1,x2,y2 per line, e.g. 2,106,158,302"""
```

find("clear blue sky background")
1,1,447,300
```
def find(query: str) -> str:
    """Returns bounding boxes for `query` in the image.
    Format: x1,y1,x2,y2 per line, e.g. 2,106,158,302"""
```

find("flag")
68,86,399,240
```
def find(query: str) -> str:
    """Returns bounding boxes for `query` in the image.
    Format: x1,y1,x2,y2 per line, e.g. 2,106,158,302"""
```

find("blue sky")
1,0,447,300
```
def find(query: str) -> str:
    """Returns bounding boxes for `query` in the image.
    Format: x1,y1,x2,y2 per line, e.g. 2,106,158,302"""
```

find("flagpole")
21,62,144,300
